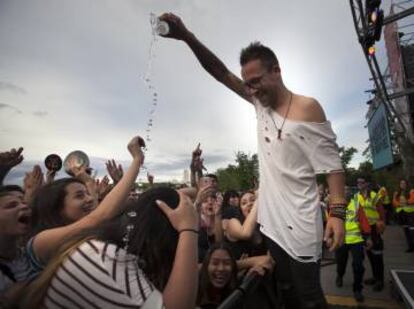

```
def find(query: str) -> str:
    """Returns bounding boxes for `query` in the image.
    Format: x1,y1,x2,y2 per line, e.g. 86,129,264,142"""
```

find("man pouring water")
158,13,346,308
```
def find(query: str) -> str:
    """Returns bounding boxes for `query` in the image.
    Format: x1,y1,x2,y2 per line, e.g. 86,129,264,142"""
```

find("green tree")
339,146,358,171
216,152,258,191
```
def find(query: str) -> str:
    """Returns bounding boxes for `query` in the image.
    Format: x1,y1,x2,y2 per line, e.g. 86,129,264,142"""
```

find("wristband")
329,206,346,220
179,228,199,235
330,203,347,208
329,196,347,205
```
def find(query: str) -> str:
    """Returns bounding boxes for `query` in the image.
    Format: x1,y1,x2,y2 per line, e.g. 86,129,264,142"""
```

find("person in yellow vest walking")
335,191,372,302
393,179,414,253
379,186,393,225
356,177,386,292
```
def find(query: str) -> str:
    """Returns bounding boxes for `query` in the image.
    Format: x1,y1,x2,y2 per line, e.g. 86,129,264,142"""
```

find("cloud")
32,111,48,117
0,102,22,114
0,81,27,95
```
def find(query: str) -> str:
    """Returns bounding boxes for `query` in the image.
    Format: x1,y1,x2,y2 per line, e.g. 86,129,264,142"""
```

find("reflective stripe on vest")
397,195,414,212
345,197,363,245
397,195,414,213
359,192,379,225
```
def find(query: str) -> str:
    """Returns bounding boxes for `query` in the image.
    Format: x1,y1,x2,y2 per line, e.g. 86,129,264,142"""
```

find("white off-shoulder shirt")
254,99,343,262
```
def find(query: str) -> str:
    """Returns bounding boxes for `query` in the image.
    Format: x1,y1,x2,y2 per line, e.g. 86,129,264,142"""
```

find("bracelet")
178,228,199,235
329,196,347,205
329,206,346,221
329,203,347,208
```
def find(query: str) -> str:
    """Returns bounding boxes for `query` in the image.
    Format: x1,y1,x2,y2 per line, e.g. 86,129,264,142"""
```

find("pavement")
321,225,414,308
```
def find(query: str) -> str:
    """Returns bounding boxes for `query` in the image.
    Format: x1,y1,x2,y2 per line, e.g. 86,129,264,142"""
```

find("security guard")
335,190,371,302
379,186,393,225
357,177,385,292
393,179,414,252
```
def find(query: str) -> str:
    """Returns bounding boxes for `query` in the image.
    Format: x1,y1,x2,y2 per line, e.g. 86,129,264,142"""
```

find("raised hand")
105,159,124,184
96,175,111,201
71,165,92,183
194,185,216,210
23,165,44,203
156,191,199,232
159,13,191,41
213,192,223,216
127,136,145,165
45,170,57,184
190,143,203,171
0,147,24,170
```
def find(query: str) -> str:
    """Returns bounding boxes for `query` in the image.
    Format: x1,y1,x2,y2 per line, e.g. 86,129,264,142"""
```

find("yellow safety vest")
345,196,363,245
379,187,391,204
359,191,380,225
399,194,414,214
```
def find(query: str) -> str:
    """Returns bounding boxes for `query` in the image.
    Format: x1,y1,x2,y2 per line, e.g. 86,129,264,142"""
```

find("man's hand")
324,216,345,252
159,13,191,41
105,159,124,184
247,255,275,276
0,147,24,170
365,239,373,250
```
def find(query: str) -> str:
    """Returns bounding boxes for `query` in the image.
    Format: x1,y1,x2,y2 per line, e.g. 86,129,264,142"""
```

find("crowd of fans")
1,137,413,308
0,138,275,309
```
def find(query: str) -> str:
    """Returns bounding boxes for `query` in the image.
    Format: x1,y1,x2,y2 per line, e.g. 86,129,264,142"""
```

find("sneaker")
336,276,343,287
354,291,365,302
373,281,384,292
364,278,376,285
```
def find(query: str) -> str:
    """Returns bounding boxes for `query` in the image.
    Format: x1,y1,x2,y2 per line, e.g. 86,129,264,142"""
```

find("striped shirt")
43,240,164,309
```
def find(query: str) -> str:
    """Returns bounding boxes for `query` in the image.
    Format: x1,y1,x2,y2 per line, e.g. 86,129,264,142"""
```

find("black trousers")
366,224,384,283
265,236,327,309
335,243,365,292
399,211,414,250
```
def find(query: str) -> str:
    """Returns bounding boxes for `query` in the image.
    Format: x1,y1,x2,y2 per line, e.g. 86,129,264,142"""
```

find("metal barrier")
217,257,336,309
217,272,262,309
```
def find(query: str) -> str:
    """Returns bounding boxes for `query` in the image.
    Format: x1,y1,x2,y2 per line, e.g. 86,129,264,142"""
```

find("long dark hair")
222,190,239,211
197,243,238,306
30,178,84,235
116,186,180,290
397,179,410,200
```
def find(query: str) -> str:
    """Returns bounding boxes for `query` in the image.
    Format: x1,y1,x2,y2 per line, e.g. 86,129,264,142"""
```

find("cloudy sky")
0,0,408,183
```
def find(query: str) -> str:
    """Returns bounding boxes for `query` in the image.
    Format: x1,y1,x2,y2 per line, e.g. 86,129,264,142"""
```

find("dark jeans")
336,243,365,292
265,236,327,309
367,224,384,283
399,211,414,250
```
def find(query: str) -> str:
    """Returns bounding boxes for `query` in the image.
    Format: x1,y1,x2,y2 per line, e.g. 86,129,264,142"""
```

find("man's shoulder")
295,95,327,123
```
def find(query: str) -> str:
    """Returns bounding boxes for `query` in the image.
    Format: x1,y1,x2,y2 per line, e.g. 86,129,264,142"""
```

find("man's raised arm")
160,13,252,103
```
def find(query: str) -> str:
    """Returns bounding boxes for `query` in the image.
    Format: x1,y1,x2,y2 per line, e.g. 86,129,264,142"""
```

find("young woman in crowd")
393,179,414,252
26,135,145,278
222,191,265,259
22,187,199,309
0,185,32,305
197,243,238,309
221,190,240,212
198,194,223,262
